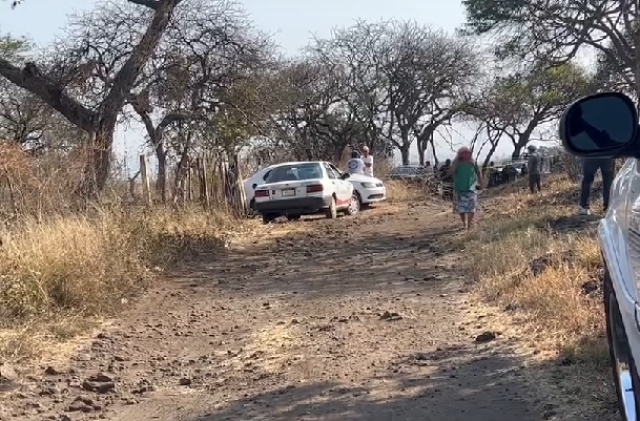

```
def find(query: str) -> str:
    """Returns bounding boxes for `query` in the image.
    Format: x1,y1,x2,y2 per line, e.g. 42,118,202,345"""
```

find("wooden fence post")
200,157,210,208
186,157,192,204
139,155,152,206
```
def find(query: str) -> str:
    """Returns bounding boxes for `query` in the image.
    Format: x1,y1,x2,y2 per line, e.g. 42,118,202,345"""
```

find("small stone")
474,331,497,344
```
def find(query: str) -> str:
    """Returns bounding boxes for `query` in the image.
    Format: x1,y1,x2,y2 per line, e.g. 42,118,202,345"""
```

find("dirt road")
2,200,546,421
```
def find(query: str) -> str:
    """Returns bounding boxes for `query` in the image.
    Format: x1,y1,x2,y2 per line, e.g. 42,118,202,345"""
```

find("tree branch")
126,0,161,10
0,59,96,132
100,0,183,125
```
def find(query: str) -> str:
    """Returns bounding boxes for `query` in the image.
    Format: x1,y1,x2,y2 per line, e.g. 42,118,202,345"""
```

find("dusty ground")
0,199,591,421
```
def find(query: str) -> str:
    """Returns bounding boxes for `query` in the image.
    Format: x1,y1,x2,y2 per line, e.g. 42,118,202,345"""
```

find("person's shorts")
455,191,477,213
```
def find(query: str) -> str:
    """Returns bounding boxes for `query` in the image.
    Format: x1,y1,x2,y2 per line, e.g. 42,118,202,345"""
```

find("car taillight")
255,189,269,197
307,184,324,193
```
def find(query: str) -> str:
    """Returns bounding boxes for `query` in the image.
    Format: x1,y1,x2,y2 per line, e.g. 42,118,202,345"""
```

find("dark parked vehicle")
389,165,431,182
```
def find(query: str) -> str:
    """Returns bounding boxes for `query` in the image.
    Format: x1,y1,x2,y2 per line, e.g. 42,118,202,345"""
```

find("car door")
328,163,352,202
622,159,640,300
322,163,346,203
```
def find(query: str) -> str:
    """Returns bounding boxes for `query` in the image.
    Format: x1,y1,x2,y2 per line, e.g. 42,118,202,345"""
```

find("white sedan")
253,161,358,223
244,163,386,210
346,172,387,207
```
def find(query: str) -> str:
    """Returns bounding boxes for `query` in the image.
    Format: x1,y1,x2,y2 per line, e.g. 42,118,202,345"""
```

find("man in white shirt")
346,151,365,175
361,146,373,177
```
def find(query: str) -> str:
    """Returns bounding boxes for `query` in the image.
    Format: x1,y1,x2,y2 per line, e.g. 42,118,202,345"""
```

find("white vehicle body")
253,161,358,222
346,173,387,205
556,90,640,421
243,162,300,208
600,158,640,420
245,163,387,208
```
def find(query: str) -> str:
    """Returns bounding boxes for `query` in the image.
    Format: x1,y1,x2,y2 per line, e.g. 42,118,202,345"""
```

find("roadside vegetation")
0,157,248,359
463,171,614,414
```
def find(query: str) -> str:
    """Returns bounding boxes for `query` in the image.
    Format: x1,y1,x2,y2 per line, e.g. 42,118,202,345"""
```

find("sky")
0,0,554,169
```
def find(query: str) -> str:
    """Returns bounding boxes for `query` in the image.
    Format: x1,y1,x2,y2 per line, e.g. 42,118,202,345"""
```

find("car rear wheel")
262,214,275,225
345,193,360,216
325,196,337,219
604,266,640,421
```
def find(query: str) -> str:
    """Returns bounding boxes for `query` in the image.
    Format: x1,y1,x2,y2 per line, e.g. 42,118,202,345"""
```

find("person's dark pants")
579,158,615,210
529,173,541,193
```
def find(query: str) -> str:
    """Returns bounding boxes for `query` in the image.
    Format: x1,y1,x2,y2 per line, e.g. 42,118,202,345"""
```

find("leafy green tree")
462,0,639,94
466,63,592,158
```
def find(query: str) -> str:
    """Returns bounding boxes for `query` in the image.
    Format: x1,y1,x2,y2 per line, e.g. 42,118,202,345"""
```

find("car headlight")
361,182,376,188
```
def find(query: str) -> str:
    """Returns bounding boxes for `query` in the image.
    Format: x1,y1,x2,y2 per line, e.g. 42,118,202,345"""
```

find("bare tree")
0,0,185,196
311,21,393,156
312,20,478,165
266,59,365,161
68,0,272,201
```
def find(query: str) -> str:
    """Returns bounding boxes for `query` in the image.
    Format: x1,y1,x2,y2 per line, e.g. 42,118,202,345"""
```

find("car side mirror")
252,183,257,189
341,173,350,180
559,92,639,158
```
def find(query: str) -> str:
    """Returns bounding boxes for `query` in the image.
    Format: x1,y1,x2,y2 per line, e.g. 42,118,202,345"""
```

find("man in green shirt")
447,146,484,229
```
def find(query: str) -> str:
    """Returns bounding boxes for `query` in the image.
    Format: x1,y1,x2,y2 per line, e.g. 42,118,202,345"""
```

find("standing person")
527,145,542,193
579,157,615,215
361,146,374,177
439,159,454,201
346,151,365,175
424,161,433,174
447,146,484,230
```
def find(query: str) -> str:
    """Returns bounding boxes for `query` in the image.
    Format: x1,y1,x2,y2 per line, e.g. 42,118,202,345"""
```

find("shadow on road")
166,217,466,299
177,340,566,421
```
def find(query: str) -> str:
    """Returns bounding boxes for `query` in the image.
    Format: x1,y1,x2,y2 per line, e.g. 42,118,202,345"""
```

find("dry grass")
465,174,614,414
385,179,426,202
0,204,249,361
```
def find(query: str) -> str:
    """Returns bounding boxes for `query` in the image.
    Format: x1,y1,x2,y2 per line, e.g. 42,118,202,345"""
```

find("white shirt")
346,158,365,174
362,155,373,176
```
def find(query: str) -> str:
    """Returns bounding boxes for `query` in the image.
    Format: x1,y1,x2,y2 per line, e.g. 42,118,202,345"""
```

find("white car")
559,91,640,421
245,163,386,210
253,161,359,224
244,162,300,210
346,172,387,207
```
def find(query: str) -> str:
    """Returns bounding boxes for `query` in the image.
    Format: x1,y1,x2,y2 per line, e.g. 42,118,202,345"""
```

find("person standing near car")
438,159,454,201
361,146,374,177
579,157,615,215
346,151,365,175
447,146,483,230
527,145,542,193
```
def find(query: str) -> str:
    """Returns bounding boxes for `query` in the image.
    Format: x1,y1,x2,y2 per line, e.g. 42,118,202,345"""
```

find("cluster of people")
341,142,610,229
444,143,613,230
346,146,374,177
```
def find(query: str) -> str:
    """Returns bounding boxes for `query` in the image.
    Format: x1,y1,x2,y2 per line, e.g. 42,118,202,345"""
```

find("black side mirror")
341,172,350,180
252,183,257,189
559,92,638,158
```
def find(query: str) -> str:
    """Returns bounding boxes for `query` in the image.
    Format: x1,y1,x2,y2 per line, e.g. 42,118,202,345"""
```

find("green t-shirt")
454,162,478,192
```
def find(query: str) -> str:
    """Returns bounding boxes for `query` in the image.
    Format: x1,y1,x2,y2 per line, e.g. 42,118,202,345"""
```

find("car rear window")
265,163,323,183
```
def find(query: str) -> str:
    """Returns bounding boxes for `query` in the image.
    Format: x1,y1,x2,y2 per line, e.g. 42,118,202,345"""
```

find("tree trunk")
417,142,426,166
429,137,438,167
400,146,410,165
416,125,436,167
155,142,167,203
92,124,115,193
511,133,531,160
482,142,499,169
